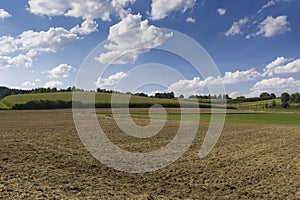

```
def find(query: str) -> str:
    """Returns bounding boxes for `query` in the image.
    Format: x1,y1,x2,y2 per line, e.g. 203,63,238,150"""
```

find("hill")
0,92,221,110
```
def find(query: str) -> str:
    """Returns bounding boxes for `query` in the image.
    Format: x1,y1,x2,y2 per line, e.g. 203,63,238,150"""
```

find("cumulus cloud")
226,1,290,39
95,72,128,88
27,0,137,41
48,64,76,78
148,90,169,96
0,53,33,69
249,77,300,97
70,20,98,35
169,68,259,97
273,59,300,74
217,8,226,16
223,68,260,84
263,57,300,76
96,14,173,64
0,27,78,69
19,27,78,53
0,36,18,55
28,0,136,21
21,81,37,88
1,2,122,70
168,77,206,97
225,17,249,36
151,0,195,20
229,91,240,98
186,17,196,23
253,15,291,38
44,80,63,88
7,53,33,68
262,56,291,76
0,8,11,19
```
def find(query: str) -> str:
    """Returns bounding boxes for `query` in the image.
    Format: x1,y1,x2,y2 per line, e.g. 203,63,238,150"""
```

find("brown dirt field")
0,109,299,199
96,108,273,114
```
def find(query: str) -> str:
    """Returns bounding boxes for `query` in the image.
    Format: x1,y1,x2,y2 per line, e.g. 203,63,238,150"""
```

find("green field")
2,92,300,112
228,99,300,112
0,92,204,109
228,99,281,109
0,93,73,108
100,112,300,125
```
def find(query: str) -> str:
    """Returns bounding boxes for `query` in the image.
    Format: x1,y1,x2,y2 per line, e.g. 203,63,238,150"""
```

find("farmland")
1,109,299,199
2,92,300,112
99,111,300,125
0,92,224,109
227,98,300,111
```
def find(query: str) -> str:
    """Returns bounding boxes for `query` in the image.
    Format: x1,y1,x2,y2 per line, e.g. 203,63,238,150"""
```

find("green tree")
291,92,300,103
260,92,271,99
236,96,246,102
270,93,276,99
271,100,277,108
0,87,11,98
281,92,290,108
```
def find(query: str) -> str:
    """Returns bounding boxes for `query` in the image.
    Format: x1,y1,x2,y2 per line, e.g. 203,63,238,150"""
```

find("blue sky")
0,0,299,97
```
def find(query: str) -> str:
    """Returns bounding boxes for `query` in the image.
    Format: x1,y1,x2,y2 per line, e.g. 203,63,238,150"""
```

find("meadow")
228,98,300,111
0,92,221,109
2,92,300,112
99,111,300,125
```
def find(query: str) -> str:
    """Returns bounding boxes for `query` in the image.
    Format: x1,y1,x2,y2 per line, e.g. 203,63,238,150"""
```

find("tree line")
0,86,84,99
2,86,300,109
232,92,300,109
281,92,300,108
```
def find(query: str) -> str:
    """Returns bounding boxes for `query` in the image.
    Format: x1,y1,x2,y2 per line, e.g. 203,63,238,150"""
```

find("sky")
0,0,300,98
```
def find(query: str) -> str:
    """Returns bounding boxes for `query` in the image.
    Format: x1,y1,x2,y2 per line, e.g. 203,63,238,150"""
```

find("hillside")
7,91,300,111
0,92,213,109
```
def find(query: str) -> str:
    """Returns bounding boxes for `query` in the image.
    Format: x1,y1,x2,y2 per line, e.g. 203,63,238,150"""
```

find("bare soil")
0,109,299,199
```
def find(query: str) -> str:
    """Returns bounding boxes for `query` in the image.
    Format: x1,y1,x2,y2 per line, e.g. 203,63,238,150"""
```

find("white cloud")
263,57,300,76
186,17,196,23
21,81,37,88
28,0,136,21
27,0,137,41
258,0,277,14
229,91,240,98
96,14,173,64
0,56,12,69
7,53,33,68
0,53,33,69
44,80,63,88
0,36,18,55
217,8,226,16
168,77,204,97
148,90,168,96
95,72,128,88
151,0,195,20
274,59,300,74
169,68,259,97
257,0,288,14
70,19,98,35
225,17,249,36
19,27,78,53
0,27,78,69
254,15,291,38
48,64,76,78
0,8,11,19
262,57,291,76
249,77,300,97
223,68,260,84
